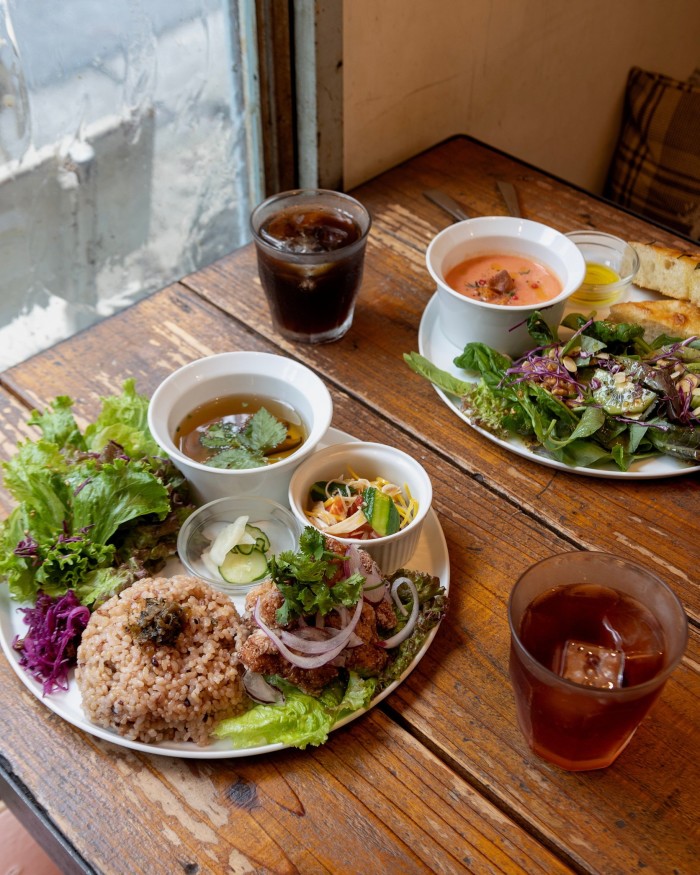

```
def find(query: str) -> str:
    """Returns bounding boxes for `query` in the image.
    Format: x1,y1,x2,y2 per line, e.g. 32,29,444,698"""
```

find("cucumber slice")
233,542,255,555
245,524,270,552
219,548,269,585
362,487,400,537
309,480,353,502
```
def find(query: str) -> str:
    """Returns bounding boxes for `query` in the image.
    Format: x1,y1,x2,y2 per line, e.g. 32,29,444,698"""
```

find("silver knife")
497,180,521,217
423,189,471,222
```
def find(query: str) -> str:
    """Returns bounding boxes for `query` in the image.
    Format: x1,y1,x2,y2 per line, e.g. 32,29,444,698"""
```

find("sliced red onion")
345,544,361,575
279,623,357,654
292,627,330,641
283,626,362,648
363,580,387,604
243,670,285,704
253,596,363,669
346,543,387,603
336,605,349,627
380,577,419,649
390,577,409,616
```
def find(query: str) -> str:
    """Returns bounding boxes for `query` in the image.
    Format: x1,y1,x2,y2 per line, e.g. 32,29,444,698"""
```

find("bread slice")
608,299,700,341
630,241,700,304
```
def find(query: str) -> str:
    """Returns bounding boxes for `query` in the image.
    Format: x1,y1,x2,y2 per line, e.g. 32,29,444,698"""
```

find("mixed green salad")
0,379,194,607
405,312,700,471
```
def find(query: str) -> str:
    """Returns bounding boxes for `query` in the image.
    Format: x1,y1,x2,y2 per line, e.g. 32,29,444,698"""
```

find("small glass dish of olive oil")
565,231,640,308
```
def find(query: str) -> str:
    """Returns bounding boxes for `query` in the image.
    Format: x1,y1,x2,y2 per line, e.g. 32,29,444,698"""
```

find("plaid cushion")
605,67,700,242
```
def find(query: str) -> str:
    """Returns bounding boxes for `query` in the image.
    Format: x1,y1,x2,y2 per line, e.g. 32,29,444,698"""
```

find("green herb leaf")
207,446,266,469
271,526,364,624
403,351,473,396
199,422,240,449
244,407,287,454
201,407,288,470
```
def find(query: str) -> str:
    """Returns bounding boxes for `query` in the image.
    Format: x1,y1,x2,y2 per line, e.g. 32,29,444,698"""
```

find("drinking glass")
508,551,688,771
250,189,371,344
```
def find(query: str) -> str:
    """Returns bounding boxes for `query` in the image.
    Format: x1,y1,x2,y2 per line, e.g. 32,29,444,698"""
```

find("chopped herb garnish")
202,407,288,470
269,527,365,625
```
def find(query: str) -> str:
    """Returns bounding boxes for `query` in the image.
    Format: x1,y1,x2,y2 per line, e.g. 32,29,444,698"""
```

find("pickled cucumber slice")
244,524,270,552
219,548,269,585
591,368,656,416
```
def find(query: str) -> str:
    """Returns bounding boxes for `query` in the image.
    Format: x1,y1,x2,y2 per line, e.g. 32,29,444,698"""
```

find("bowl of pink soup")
427,217,586,356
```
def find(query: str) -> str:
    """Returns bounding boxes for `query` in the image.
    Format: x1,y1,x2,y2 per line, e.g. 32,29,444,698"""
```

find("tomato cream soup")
445,254,562,306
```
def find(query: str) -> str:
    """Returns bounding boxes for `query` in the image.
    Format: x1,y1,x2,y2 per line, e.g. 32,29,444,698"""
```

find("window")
0,0,263,370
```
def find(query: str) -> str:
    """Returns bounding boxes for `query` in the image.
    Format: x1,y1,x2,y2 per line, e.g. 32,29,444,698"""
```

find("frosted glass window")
0,0,262,370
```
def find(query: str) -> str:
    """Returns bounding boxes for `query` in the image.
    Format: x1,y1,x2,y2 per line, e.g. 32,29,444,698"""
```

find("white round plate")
418,291,700,480
0,428,450,758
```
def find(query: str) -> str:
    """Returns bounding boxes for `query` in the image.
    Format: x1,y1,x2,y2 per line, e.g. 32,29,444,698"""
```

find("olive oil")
570,261,623,307
583,262,620,286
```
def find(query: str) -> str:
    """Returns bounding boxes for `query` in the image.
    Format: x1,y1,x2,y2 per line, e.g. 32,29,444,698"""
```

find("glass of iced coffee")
250,189,371,344
508,551,688,771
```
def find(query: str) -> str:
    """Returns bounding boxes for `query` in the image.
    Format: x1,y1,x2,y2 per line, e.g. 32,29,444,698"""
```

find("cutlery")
497,180,521,217
423,189,471,222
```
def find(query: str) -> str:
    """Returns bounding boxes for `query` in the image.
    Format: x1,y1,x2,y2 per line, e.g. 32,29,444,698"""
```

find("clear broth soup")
175,394,307,467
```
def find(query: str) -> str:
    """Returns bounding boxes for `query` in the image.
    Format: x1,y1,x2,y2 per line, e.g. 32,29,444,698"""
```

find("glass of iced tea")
508,552,688,771
250,189,371,343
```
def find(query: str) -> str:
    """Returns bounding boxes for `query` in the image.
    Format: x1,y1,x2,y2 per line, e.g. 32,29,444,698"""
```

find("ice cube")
558,639,625,689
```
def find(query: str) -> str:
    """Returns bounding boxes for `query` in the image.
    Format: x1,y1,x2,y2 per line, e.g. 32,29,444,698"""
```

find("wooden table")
1,136,698,875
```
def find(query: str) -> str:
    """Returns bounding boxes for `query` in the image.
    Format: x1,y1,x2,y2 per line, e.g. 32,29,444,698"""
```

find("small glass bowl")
177,496,302,595
565,231,640,308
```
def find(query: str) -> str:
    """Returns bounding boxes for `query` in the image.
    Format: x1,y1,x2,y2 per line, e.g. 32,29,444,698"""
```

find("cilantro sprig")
202,407,287,470
269,528,365,626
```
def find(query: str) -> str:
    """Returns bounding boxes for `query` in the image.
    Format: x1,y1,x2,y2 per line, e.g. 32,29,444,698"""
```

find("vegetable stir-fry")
405,312,700,472
306,472,419,538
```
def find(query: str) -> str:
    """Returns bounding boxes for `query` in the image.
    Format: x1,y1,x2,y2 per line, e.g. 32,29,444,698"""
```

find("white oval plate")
0,428,450,758
418,292,700,480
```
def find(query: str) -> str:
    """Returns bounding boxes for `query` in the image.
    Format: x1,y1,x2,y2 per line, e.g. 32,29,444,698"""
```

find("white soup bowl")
427,216,586,357
148,351,333,505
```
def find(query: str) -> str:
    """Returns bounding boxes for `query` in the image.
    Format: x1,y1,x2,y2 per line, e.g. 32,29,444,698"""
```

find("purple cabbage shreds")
12,590,90,695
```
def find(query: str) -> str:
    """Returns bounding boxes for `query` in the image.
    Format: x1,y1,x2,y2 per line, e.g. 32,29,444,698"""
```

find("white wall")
343,0,700,192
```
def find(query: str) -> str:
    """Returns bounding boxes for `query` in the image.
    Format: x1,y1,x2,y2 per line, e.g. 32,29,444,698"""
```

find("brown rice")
75,575,245,745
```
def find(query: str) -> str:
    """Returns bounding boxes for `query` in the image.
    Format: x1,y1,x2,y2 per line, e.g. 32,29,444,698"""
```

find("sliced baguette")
608,299,700,342
630,241,700,304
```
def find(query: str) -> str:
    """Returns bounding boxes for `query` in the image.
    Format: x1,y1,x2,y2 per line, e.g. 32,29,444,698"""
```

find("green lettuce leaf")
73,566,134,608
70,459,170,544
213,673,376,750
28,396,85,451
84,378,160,458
